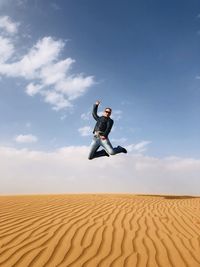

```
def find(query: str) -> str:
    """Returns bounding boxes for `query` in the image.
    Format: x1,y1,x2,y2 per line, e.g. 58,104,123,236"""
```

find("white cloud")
0,145,200,195
81,111,91,120
78,126,92,136
127,141,152,153
111,137,127,144
1,37,65,78
14,134,38,143
0,17,95,110
0,16,19,34
40,58,75,86
42,90,72,111
26,83,43,96
0,36,65,78
56,75,94,100
0,36,14,62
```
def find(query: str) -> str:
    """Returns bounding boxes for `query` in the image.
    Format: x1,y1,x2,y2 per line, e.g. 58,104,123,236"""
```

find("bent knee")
108,150,115,155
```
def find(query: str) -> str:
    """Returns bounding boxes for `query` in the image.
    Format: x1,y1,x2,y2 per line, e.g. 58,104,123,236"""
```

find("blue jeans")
88,136,125,160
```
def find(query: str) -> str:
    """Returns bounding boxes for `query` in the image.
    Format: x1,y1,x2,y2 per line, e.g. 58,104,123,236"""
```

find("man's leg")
88,137,109,160
100,138,115,155
100,138,127,155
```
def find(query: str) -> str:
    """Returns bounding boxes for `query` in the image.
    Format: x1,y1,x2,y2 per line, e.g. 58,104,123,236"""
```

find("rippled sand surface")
0,194,200,267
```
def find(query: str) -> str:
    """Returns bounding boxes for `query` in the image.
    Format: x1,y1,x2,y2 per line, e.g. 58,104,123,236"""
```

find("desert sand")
0,194,200,267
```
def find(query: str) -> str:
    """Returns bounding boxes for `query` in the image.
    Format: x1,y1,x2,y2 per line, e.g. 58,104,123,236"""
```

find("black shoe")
98,149,110,157
104,151,110,157
118,146,127,153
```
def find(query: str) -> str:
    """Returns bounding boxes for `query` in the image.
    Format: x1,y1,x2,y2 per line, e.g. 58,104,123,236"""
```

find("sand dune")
0,194,200,267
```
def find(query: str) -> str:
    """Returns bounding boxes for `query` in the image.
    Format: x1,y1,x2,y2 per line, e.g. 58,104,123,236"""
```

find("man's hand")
95,100,100,106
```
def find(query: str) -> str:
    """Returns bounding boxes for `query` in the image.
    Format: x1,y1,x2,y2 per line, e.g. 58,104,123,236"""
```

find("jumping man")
88,100,127,160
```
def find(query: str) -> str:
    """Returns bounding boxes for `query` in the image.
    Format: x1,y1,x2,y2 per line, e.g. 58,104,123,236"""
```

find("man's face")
104,109,112,117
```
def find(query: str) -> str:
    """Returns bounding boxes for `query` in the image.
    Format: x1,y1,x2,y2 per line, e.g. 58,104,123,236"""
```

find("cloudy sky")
1,0,200,195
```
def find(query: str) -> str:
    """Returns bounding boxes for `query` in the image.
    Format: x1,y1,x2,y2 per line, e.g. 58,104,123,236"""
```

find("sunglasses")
105,110,111,114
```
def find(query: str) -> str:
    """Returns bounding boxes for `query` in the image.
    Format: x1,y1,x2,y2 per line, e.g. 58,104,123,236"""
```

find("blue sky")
1,0,200,194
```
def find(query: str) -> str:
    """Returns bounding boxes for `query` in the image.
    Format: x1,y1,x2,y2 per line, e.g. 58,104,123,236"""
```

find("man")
88,100,127,160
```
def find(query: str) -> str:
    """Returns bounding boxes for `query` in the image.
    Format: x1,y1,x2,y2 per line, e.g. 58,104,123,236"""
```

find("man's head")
104,107,112,118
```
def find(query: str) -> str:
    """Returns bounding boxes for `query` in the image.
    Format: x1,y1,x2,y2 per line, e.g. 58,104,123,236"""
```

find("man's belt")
94,131,104,137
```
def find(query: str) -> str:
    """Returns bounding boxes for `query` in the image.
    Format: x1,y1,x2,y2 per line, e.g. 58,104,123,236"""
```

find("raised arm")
92,100,100,121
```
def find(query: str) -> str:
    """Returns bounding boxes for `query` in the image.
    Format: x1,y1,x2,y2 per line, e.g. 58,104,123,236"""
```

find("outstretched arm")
92,100,100,121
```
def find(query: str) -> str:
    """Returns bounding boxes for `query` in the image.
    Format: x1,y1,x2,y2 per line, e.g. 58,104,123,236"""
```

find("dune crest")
0,194,200,267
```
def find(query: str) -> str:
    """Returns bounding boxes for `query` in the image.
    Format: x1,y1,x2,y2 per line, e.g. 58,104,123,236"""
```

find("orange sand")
0,194,200,267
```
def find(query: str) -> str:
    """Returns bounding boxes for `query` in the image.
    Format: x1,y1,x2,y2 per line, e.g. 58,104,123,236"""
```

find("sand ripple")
0,194,200,267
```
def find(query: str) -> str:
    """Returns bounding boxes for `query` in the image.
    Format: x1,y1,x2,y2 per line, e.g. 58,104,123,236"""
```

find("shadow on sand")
163,195,198,200
137,194,199,200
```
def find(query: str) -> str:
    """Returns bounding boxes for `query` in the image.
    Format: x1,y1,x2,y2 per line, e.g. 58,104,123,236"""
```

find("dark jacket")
92,104,114,138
